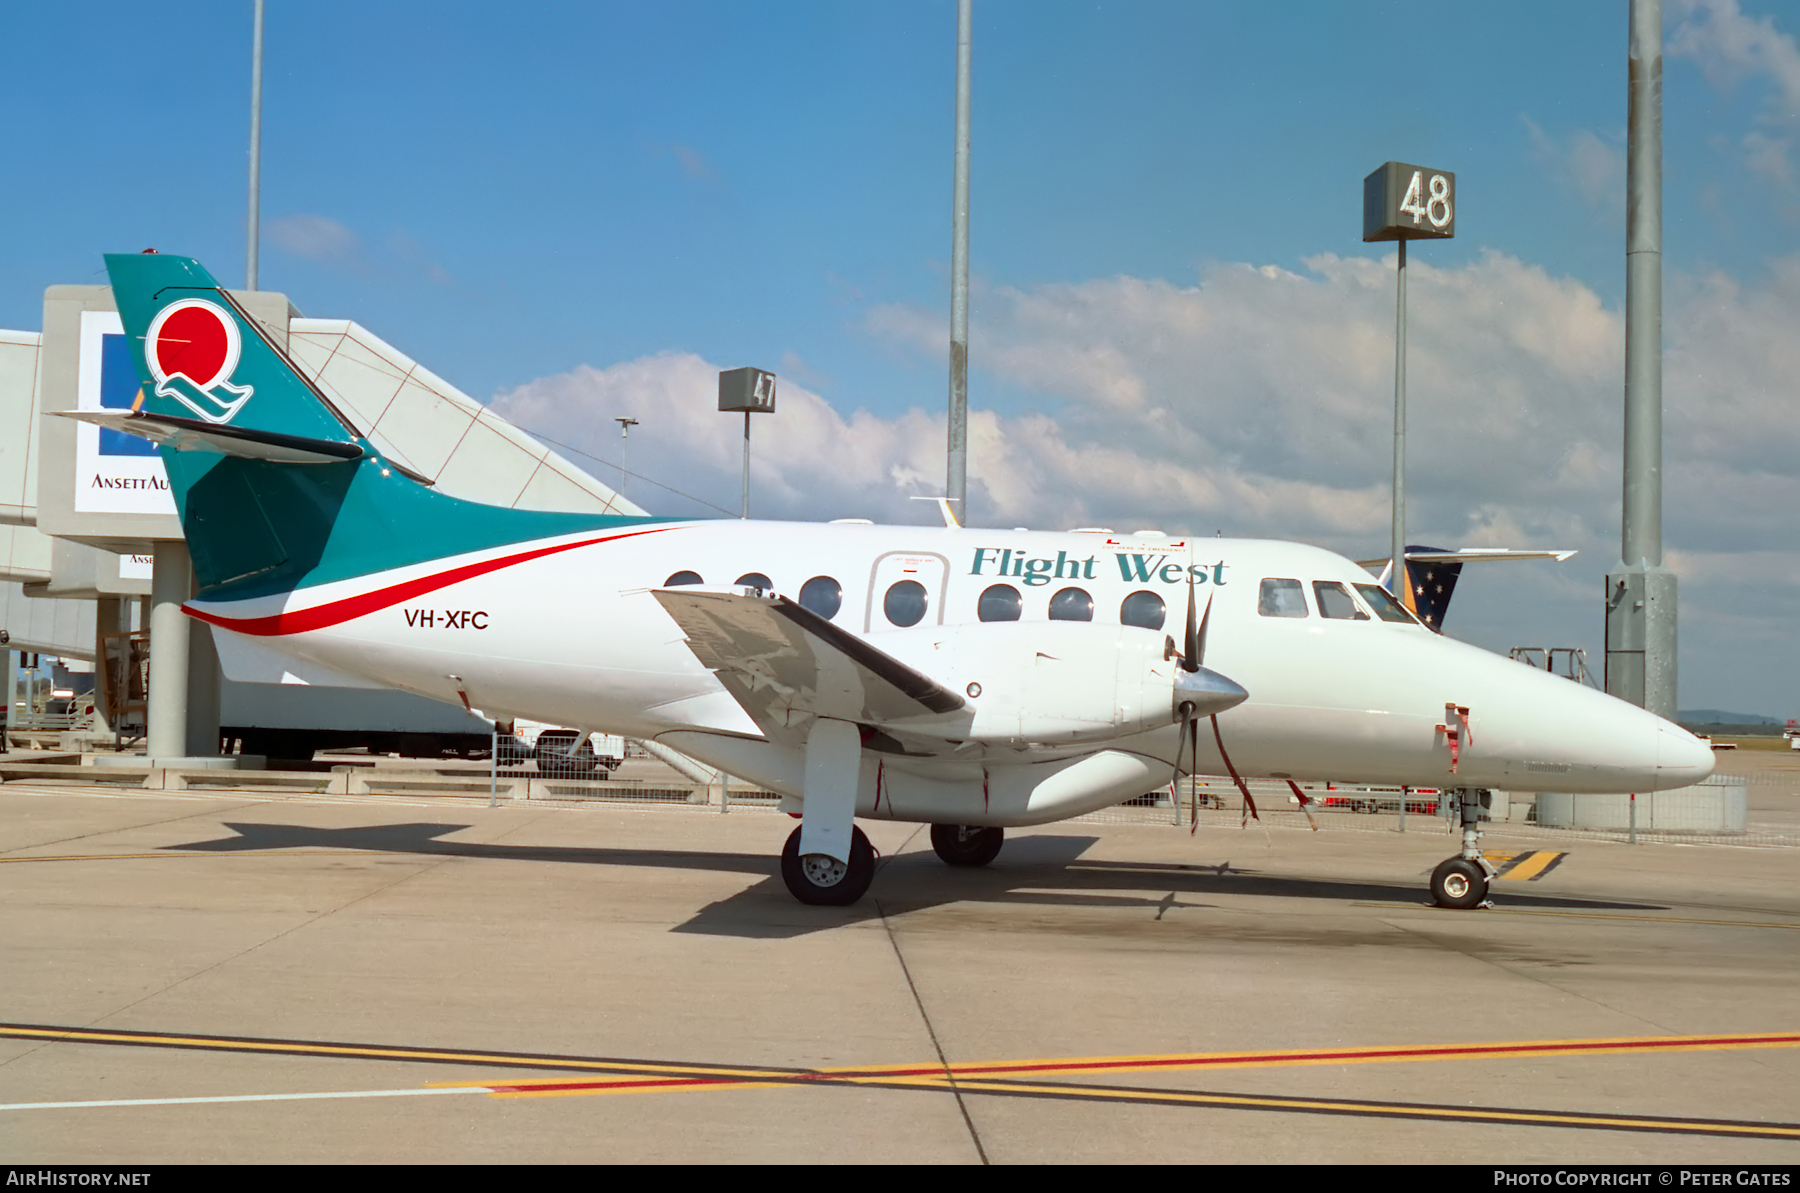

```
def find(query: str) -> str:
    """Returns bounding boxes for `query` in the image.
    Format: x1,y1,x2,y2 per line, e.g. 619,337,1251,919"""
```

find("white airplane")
72,253,1715,910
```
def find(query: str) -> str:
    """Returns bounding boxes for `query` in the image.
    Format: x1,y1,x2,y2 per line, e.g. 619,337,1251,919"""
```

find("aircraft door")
864,552,950,632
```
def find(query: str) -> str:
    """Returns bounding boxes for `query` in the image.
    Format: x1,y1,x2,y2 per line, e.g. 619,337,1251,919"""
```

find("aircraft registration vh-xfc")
69,252,1715,910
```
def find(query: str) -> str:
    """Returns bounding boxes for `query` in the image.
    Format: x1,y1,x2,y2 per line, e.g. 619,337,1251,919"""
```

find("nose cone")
1175,665,1249,718
1655,721,1716,789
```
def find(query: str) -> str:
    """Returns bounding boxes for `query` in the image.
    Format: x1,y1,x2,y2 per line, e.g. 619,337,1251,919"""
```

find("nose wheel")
1430,858,1489,909
930,823,1004,867
781,825,875,906
1430,787,1497,909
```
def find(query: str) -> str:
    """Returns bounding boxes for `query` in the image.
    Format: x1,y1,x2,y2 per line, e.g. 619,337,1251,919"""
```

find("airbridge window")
1314,581,1370,620
1354,583,1420,625
664,571,702,587
1049,587,1094,622
1120,590,1166,631
978,584,1022,622
799,576,843,620
1258,578,1308,618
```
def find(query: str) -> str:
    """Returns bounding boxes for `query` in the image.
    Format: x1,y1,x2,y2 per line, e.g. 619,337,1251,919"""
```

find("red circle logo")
148,301,238,390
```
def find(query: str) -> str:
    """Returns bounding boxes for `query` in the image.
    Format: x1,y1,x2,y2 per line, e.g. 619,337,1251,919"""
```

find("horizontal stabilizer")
653,588,965,734
1355,547,1577,568
1356,545,1576,632
55,409,365,465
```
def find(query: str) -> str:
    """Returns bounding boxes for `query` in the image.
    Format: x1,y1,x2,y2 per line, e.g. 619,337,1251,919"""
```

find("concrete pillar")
92,596,122,737
3,648,16,749
147,540,191,760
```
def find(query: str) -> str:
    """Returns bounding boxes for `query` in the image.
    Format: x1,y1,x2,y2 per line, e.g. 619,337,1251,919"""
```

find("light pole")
614,417,638,503
718,368,776,519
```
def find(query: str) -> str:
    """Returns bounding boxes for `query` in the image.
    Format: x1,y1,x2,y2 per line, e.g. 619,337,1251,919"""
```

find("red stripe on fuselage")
183,526,679,638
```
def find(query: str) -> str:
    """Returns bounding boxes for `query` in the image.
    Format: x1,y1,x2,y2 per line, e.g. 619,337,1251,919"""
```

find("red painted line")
183,526,677,637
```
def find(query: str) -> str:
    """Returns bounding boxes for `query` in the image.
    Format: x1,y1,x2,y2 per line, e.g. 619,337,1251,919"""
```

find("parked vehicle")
497,719,627,776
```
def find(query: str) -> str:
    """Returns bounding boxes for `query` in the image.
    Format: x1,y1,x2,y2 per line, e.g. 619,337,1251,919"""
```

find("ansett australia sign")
970,547,1227,587
74,310,175,516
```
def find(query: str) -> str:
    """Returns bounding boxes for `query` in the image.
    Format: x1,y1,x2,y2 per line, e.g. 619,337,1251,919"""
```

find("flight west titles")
404,608,488,630
970,547,1227,587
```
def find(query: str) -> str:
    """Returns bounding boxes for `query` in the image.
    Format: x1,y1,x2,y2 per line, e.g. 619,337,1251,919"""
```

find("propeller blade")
1195,592,1213,668
1187,712,1201,833
1182,576,1200,672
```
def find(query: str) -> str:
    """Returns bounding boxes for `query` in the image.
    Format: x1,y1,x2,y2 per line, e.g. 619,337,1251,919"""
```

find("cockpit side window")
1258,578,1308,618
1354,583,1420,625
1314,581,1370,620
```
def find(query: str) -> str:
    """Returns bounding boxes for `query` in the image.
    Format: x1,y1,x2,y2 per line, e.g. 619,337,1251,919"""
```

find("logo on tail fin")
144,299,254,424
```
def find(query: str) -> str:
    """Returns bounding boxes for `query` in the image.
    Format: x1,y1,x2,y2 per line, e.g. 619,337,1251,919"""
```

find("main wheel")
781,825,875,906
930,823,1004,867
1430,857,1490,909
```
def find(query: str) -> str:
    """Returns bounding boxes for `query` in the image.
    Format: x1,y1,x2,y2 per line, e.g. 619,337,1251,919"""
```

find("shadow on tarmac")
162,820,1671,939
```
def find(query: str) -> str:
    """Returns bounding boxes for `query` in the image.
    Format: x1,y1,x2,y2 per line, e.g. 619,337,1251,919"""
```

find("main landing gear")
1429,788,1496,909
930,823,1004,867
781,824,875,906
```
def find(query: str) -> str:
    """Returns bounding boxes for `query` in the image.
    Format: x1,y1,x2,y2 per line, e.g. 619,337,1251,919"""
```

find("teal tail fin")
103,252,658,601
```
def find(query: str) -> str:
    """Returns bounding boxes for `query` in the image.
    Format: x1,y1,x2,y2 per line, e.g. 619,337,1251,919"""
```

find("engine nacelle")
871,621,1232,744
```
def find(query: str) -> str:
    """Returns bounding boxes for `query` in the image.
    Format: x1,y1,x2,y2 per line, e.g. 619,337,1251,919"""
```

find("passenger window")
1258,578,1308,618
1354,583,1420,625
1314,581,1370,620
664,571,703,587
978,583,1022,622
1120,590,1166,631
1049,587,1094,622
797,576,842,620
884,580,928,627
734,572,773,594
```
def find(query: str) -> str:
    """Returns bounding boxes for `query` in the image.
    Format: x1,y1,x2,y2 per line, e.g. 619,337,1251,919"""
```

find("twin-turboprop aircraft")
75,253,1714,910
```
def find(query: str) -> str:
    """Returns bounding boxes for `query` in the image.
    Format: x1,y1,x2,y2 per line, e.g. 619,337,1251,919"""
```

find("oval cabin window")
1048,587,1094,622
883,580,928,627
798,576,843,620
978,584,1022,622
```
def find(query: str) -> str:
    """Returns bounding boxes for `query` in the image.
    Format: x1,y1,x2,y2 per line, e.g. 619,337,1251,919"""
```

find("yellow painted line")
474,1030,1800,1096
938,1078,1800,1140
1355,902,1800,930
1498,851,1565,881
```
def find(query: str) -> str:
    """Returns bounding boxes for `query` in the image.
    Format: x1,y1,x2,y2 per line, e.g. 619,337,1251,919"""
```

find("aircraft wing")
652,589,966,736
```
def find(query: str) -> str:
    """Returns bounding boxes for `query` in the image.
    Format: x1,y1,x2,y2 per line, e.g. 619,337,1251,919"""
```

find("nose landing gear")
1430,788,1497,909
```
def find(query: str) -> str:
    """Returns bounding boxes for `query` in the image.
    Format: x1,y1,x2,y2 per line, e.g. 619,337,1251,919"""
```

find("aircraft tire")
929,823,1004,867
781,825,875,906
1430,858,1489,909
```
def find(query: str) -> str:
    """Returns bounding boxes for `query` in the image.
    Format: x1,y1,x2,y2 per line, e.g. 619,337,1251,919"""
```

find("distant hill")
1679,709,1781,726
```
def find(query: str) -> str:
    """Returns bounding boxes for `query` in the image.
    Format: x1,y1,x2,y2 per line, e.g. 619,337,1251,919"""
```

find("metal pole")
1608,0,1676,719
741,411,751,519
945,0,972,527
1391,238,1407,607
489,722,497,808
3,649,16,750
246,0,264,290
1629,791,1637,844
1398,783,1407,833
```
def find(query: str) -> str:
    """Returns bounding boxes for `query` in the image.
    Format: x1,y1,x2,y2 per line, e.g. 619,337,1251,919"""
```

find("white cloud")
268,214,363,267
488,252,1799,716
1671,0,1800,192
1523,116,1626,218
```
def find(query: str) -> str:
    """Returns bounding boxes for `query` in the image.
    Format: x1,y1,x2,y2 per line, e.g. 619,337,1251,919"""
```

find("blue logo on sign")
100,334,155,456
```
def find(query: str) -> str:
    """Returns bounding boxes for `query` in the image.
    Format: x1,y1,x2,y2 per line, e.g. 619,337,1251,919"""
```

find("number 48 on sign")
1363,161,1455,242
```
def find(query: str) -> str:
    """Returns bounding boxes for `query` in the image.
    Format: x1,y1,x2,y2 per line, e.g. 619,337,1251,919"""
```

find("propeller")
1171,576,1216,832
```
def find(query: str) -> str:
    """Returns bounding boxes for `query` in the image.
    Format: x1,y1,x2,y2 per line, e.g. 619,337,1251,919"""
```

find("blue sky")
3,2,1797,716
